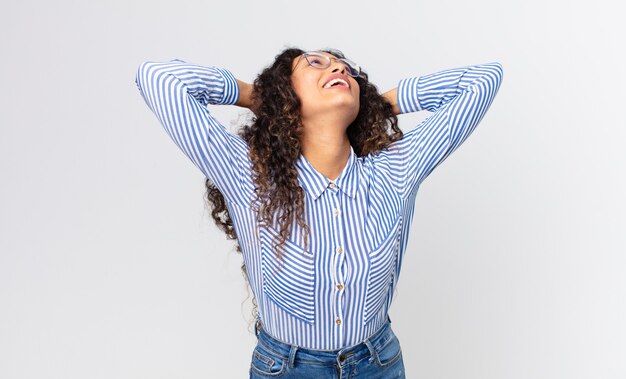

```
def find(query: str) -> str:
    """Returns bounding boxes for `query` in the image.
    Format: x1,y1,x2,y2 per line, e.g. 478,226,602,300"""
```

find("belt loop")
364,338,377,364
288,345,298,368
254,317,262,338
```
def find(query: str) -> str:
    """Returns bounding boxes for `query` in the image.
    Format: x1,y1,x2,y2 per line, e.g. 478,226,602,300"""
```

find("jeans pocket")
374,329,403,368
249,344,286,377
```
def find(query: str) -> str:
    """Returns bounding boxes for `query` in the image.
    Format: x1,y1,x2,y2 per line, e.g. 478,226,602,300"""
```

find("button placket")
329,184,345,333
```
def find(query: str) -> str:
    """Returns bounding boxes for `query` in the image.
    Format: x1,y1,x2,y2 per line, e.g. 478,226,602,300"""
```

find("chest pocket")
258,226,316,324
364,216,402,325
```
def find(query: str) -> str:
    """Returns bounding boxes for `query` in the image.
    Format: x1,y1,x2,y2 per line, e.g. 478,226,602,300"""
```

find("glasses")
297,51,362,78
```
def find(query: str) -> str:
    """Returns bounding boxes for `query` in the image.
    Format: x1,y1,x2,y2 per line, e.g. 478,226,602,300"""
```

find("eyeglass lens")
305,53,360,77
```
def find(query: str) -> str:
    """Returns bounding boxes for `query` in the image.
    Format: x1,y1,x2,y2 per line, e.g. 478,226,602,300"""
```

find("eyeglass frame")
294,51,362,78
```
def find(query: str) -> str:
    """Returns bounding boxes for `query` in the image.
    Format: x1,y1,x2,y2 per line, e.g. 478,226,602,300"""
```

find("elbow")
488,62,504,91
135,61,152,90
473,62,504,95
135,60,184,92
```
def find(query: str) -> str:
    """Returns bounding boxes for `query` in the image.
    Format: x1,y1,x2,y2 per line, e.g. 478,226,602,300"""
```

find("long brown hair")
204,47,403,315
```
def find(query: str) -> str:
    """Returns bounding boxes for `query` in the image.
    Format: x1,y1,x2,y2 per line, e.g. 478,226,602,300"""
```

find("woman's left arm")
383,62,504,197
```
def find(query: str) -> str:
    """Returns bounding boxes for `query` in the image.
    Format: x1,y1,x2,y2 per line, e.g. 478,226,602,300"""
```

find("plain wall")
1,0,624,378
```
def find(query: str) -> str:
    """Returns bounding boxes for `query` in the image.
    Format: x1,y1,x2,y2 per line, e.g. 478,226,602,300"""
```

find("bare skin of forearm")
382,88,400,116
235,79,254,109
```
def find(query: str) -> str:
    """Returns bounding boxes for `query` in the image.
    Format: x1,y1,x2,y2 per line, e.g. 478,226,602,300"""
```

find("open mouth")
323,78,349,89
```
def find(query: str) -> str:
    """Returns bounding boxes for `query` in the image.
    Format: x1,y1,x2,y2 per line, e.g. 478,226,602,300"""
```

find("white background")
1,0,624,378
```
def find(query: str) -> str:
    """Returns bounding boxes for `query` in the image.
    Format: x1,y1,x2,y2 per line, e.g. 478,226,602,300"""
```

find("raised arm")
135,59,253,204
384,62,504,197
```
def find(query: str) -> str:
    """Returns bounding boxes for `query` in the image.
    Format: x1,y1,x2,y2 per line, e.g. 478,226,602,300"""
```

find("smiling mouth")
323,78,350,89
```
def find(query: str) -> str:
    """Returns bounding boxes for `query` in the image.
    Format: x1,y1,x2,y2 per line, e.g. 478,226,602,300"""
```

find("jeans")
249,318,406,378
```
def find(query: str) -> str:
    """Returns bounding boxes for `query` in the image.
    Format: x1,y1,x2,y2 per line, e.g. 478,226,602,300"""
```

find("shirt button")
333,208,340,216
336,318,342,325
329,183,336,189
336,246,343,254
337,284,344,290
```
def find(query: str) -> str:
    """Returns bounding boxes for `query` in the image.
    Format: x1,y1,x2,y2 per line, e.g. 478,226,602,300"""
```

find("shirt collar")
295,147,358,200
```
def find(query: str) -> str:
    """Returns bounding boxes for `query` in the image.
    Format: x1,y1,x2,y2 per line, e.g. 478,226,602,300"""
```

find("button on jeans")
249,318,406,378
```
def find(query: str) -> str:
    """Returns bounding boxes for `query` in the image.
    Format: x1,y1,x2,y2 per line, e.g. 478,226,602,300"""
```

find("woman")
135,47,503,378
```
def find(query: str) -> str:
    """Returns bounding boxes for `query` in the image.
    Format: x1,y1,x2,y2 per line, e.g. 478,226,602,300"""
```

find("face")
290,51,361,125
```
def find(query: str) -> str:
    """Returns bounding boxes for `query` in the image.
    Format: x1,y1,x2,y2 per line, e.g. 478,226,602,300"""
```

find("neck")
300,116,351,181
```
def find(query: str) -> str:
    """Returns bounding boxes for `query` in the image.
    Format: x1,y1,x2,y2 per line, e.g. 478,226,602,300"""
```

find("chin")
332,96,359,110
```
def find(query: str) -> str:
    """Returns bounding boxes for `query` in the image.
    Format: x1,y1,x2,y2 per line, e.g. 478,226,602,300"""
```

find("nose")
330,60,347,74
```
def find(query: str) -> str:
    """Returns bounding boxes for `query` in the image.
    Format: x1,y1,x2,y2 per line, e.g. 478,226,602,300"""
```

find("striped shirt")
135,59,503,350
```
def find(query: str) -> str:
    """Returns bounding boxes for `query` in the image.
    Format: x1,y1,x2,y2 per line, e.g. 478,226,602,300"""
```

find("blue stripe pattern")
135,59,503,349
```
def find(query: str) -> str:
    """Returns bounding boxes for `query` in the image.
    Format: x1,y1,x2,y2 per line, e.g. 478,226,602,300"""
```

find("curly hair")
203,47,403,317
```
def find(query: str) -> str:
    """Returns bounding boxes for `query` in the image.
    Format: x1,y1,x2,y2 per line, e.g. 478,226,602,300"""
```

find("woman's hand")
382,88,401,116
236,79,259,114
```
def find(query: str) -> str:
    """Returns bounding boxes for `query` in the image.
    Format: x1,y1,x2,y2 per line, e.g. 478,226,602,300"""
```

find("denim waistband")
253,317,393,368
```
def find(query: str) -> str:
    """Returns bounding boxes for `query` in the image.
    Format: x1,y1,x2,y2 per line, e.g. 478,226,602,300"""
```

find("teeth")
323,78,349,89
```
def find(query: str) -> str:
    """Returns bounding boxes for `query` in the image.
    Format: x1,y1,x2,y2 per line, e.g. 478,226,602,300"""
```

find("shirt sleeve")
134,59,252,205
388,62,504,198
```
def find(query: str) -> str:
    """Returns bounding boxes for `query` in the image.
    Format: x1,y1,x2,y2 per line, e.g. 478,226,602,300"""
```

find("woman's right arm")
135,59,252,204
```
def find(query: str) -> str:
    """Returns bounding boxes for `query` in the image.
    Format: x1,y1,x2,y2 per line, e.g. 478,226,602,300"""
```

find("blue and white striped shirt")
135,59,503,350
